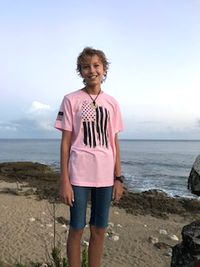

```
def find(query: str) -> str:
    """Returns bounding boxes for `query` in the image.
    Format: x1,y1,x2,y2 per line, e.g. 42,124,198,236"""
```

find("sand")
0,180,195,267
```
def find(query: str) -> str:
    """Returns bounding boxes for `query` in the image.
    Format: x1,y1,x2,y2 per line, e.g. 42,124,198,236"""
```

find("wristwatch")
115,175,125,183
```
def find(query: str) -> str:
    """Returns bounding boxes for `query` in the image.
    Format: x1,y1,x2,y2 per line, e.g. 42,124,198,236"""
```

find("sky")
0,0,200,139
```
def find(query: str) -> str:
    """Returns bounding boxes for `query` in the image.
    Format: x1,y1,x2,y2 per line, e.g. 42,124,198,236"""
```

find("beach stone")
188,155,200,196
164,248,173,257
169,234,179,241
171,220,200,266
111,235,119,241
149,236,159,244
114,211,119,215
82,240,89,247
159,229,168,235
154,242,171,250
108,222,114,227
29,217,36,222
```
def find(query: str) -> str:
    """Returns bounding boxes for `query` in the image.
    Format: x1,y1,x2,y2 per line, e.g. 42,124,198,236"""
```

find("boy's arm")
60,130,74,206
113,134,124,202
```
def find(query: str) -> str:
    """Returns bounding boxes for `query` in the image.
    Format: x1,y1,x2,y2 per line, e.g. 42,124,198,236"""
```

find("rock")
111,235,119,241
171,220,200,266
182,220,200,254
188,155,200,196
169,234,179,241
154,242,171,250
171,242,194,267
149,236,159,244
29,217,36,222
82,240,89,247
0,162,59,201
116,188,200,219
193,155,200,174
159,229,168,235
56,216,69,225
164,248,173,257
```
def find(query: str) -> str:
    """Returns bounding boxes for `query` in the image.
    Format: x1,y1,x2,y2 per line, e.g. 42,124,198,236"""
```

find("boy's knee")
68,227,84,240
90,226,105,240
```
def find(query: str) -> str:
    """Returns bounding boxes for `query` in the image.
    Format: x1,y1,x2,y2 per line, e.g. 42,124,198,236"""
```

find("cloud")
27,101,51,114
0,121,18,132
0,101,59,138
122,117,200,139
1,101,200,139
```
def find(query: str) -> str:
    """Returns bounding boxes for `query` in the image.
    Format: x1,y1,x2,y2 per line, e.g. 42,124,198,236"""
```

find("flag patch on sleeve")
57,111,63,121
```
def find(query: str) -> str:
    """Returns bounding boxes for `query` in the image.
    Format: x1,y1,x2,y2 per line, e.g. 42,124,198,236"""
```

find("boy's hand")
59,180,74,207
113,180,124,203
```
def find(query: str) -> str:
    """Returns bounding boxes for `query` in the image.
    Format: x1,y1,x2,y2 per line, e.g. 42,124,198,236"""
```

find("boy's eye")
82,65,89,69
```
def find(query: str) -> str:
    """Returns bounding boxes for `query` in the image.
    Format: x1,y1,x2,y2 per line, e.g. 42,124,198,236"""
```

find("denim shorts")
70,185,113,229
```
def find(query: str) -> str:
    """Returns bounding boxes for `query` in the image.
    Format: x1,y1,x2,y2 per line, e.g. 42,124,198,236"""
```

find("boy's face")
80,55,106,87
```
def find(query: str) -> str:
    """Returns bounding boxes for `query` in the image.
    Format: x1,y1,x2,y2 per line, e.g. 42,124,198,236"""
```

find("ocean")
0,139,200,198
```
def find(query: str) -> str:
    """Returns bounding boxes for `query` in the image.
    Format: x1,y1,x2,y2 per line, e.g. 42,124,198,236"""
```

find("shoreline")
0,161,200,218
1,162,200,267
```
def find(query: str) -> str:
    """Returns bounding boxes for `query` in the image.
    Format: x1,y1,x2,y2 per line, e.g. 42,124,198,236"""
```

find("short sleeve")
54,96,73,131
113,102,124,134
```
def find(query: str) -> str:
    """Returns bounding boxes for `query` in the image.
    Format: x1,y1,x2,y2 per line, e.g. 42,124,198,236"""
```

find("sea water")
0,139,200,198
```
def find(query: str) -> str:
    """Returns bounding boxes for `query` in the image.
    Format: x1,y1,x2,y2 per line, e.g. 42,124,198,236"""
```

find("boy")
55,47,124,267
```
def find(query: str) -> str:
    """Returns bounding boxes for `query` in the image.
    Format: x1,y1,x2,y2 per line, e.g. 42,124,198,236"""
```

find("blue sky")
0,0,199,139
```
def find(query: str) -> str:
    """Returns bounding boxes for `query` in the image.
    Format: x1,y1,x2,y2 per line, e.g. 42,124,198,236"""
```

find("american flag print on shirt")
81,100,109,148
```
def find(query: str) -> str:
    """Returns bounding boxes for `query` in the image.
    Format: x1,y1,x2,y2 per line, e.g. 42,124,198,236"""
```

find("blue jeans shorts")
70,185,113,229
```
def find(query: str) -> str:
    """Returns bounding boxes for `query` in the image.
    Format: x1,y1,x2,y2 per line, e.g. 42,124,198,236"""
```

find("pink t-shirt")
54,89,123,187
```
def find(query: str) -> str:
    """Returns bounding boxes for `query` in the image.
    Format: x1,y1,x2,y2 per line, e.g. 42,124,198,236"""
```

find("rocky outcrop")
1,162,200,219
188,155,200,196
0,162,59,200
171,220,200,267
116,189,200,219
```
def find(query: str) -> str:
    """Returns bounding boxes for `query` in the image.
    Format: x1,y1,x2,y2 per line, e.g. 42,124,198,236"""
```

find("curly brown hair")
76,47,110,81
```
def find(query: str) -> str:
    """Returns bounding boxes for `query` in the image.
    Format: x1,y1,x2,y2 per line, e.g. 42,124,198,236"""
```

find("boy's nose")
89,65,95,72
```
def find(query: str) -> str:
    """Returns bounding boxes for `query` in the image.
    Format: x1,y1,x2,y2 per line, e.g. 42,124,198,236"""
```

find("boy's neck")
84,85,101,95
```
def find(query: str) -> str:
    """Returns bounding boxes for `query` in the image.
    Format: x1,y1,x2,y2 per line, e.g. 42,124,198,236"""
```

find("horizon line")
0,138,200,141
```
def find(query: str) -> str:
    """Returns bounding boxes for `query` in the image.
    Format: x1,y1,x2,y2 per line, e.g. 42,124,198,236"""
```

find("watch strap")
115,175,124,183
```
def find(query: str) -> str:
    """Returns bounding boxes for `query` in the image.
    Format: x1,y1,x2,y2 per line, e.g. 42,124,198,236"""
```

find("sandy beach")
0,162,200,267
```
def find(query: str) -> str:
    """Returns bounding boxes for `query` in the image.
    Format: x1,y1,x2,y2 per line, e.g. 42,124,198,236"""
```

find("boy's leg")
88,225,106,267
88,186,113,267
67,227,84,267
67,186,89,267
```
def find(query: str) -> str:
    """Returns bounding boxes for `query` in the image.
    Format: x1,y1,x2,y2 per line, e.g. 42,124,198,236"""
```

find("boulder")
188,155,200,196
171,220,200,267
